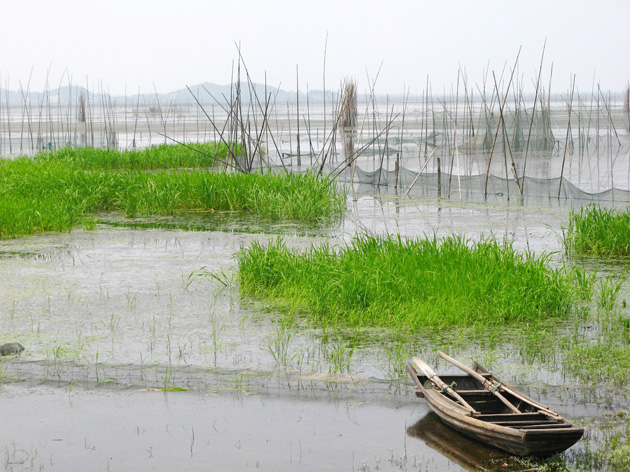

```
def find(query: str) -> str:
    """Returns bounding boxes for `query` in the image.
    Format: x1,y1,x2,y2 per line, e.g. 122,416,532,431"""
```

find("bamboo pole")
484,47,522,198
296,65,301,166
406,149,436,194
597,85,621,147
437,157,441,197
412,357,478,414
522,40,547,194
0,78,3,154
322,33,328,149
437,351,521,415
558,75,576,199
351,62,383,182
5,79,13,155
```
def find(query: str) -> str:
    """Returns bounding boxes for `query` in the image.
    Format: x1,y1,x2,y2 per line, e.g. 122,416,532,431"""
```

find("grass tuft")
237,234,581,329
33,142,232,170
0,145,345,238
565,205,630,257
563,341,630,387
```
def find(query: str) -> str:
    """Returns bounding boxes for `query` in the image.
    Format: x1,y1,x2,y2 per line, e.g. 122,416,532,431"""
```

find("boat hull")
407,362,584,457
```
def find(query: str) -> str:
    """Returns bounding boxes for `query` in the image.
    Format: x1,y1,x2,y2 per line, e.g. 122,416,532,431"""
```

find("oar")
437,351,522,415
412,357,478,414
472,362,560,419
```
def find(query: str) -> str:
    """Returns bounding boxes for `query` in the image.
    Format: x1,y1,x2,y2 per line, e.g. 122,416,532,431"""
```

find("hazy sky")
2,0,628,96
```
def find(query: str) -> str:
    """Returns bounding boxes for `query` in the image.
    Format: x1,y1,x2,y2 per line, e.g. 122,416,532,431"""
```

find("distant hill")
0,82,338,107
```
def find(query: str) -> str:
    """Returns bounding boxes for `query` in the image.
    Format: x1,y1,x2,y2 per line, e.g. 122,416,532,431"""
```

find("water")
1,93,630,470
1,187,629,470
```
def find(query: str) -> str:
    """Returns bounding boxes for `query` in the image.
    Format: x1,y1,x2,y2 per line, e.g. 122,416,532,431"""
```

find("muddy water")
1,381,427,472
0,194,579,373
1,190,629,470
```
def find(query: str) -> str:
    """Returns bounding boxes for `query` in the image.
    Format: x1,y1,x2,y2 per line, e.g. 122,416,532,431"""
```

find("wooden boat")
406,352,584,457
407,413,511,471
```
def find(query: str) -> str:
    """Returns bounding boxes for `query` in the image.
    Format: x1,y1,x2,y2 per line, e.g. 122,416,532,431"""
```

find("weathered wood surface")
406,356,584,456
437,350,521,414
411,357,477,414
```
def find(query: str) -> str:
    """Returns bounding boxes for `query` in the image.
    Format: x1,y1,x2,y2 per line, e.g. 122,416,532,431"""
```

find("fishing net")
332,166,630,203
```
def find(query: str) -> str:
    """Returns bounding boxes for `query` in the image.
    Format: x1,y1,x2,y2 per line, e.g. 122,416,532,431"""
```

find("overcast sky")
1,0,628,96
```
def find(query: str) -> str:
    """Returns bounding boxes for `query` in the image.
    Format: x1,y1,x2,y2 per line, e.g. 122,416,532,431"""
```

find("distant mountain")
0,82,337,107
1,84,102,107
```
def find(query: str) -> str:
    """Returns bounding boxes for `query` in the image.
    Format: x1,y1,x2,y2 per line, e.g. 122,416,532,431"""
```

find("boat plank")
517,424,578,430
490,420,564,427
406,357,584,457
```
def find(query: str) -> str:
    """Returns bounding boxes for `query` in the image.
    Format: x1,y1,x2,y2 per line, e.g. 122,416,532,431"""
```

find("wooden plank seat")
490,420,563,426
473,412,551,420
515,423,577,430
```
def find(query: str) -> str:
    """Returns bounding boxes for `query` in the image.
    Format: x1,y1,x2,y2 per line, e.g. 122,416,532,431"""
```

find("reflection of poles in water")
340,78,357,167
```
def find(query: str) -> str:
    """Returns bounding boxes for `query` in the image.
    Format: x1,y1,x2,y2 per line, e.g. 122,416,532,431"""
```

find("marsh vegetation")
566,204,630,256
237,234,581,328
1,62,629,469
0,144,345,238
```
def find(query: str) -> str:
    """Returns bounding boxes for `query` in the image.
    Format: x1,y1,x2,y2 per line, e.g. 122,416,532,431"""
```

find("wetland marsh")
1,82,630,471
1,190,630,471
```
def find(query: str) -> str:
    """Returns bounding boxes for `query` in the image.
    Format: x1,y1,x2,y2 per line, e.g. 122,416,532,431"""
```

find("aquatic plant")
0,154,345,238
594,275,625,311
573,413,630,471
498,454,569,472
265,318,299,369
571,266,597,300
325,339,354,375
562,338,630,387
33,142,233,170
565,205,630,257
236,234,580,329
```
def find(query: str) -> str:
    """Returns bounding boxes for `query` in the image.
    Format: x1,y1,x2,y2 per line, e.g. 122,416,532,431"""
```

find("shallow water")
0,192,586,374
0,381,427,472
1,185,629,470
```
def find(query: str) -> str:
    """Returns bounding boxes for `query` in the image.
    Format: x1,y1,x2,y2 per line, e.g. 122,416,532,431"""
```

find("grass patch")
33,142,232,170
573,412,630,471
0,146,345,238
237,234,581,329
562,341,630,387
565,205,630,256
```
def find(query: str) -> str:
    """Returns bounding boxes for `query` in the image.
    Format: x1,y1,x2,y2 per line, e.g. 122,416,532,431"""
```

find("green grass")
574,413,630,471
237,234,581,329
0,145,346,238
563,342,630,386
561,312,630,387
33,142,232,170
565,205,630,256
